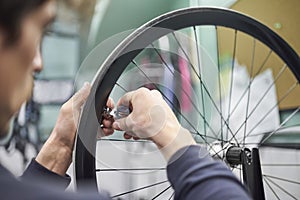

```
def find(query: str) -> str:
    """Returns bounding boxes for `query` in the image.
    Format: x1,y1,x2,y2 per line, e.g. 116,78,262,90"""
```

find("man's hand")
112,88,196,161
101,98,115,137
36,82,114,176
36,82,91,176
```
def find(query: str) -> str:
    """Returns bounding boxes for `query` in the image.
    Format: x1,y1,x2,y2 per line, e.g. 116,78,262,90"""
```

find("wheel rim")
75,7,300,199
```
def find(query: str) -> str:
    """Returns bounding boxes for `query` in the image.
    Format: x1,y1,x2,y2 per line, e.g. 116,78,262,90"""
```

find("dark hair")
0,0,50,45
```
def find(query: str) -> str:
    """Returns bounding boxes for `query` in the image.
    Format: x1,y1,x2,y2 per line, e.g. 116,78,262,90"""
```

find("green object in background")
262,109,300,147
38,105,61,142
93,0,189,48
280,109,300,127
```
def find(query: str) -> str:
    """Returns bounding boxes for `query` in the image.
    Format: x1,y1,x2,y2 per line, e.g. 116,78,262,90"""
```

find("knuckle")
133,87,151,101
60,103,70,114
151,89,162,97
137,87,150,95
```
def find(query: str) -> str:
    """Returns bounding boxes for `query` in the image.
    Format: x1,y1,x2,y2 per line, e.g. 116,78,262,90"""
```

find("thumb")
72,82,91,110
113,117,138,139
113,116,131,132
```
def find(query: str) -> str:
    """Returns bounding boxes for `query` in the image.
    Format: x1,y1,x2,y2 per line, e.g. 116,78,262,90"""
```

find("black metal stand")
242,148,265,200
226,147,265,200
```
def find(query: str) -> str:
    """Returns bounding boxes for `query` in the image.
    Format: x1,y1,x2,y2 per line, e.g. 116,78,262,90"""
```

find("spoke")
189,131,220,141
210,143,238,159
168,192,175,200
239,166,242,182
151,185,172,200
236,124,300,140
264,174,300,185
172,30,238,143
240,64,288,132
111,180,169,198
131,60,223,157
116,82,129,93
264,177,281,200
231,64,288,142
253,50,273,78
264,176,298,200
243,39,256,146
237,64,287,135
232,81,297,142
238,142,262,145
146,46,219,139
215,26,224,142
259,107,300,145
262,164,300,167
231,166,242,181
131,59,219,140
210,147,226,158
231,166,242,171
193,26,207,137
97,138,151,143
96,168,166,172
222,50,272,136
100,113,219,145
197,80,239,144
171,33,227,140
226,29,238,141
223,57,287,140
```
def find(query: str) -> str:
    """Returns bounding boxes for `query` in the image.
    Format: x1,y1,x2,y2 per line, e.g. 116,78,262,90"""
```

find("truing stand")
226,147,265,200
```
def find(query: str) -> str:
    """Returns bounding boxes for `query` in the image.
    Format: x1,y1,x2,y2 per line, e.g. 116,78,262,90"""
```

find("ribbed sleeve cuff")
21,159,71,190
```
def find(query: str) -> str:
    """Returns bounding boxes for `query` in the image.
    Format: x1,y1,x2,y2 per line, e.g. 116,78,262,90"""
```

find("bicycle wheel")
75,7,300,200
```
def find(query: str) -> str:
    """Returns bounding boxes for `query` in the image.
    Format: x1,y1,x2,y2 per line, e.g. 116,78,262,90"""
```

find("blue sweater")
0,145,251,199
167,145,251,200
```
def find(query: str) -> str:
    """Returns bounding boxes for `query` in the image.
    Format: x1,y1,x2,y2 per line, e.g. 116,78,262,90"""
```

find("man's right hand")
112,87,196,161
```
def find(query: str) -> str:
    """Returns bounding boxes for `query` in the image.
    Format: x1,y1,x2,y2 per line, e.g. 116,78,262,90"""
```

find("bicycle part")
75,7,300,199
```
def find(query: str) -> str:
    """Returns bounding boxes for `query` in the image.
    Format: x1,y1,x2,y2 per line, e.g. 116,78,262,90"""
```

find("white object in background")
33,80,74,104
190,0,237,8
223,64,280,148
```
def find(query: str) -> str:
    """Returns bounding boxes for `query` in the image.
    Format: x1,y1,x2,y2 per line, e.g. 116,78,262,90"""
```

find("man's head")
0,0,57,137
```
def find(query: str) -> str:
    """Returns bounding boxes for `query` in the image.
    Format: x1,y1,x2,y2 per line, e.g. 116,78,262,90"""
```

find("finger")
102,128,114,136
106,97,115,109
112,121,122,131
133,136,140,140
116,87,150,107
113,115,133,132
102,119,113,128
116,90,135,108
150,89,162,98
123,133,132,140
72,82,91,110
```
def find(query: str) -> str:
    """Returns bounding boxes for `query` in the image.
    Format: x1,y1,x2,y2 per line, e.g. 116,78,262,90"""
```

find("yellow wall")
232,0,299,54
219,0,300,109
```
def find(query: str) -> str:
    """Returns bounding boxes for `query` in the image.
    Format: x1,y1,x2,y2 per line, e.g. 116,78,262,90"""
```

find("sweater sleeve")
167,145,252,200
14,159,111,199
0,162,112,200
21,159,71,190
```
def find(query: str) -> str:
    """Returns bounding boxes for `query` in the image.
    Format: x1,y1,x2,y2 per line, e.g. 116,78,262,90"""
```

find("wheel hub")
208,141,252,167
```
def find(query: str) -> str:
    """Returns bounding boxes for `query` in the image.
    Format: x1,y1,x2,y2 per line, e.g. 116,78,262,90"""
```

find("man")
0,0,111,199
0,0,251,199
